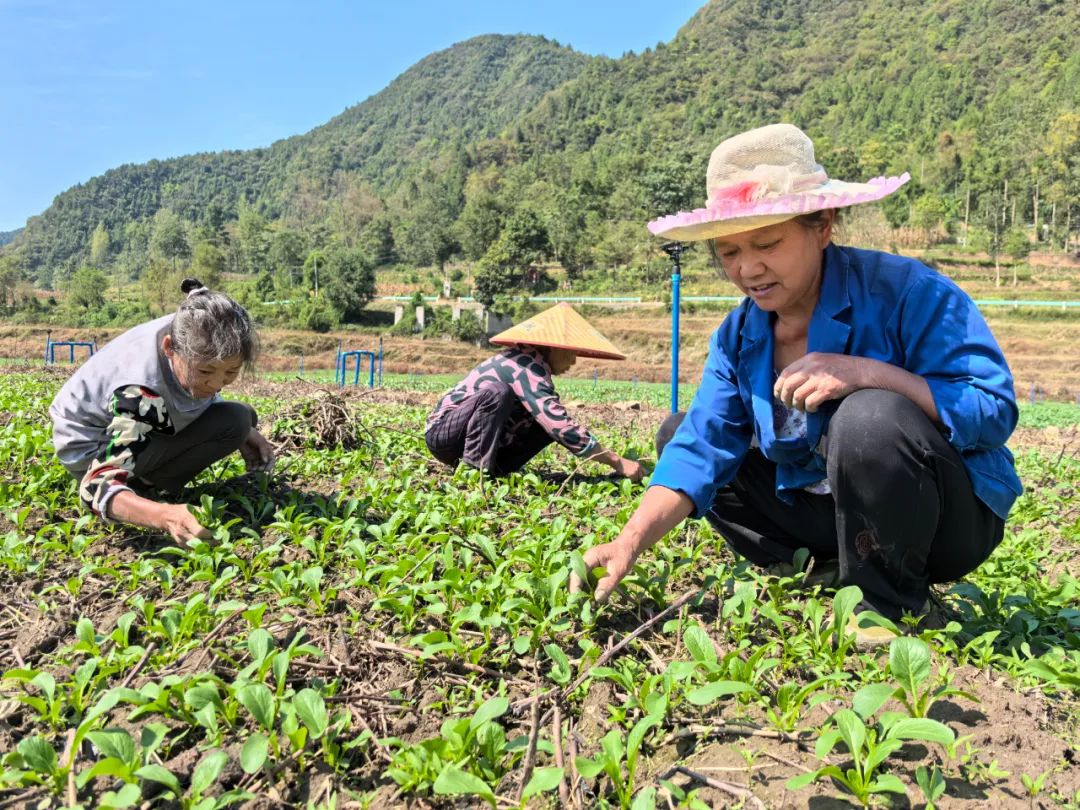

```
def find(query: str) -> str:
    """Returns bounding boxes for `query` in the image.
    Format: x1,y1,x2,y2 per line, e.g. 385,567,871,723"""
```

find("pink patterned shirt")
426,347,599,457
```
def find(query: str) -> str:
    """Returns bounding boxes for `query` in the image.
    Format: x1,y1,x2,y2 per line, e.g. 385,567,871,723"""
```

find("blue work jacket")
651,244,1022,521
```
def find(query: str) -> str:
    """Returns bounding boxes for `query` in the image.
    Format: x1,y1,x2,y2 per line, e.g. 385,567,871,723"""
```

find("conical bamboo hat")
490,302,626,360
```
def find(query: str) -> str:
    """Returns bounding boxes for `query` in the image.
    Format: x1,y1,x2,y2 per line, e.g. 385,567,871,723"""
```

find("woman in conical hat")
425,303,644,481
572,124,1020,645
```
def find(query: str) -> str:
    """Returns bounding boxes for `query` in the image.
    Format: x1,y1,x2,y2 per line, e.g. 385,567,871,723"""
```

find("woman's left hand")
240,428,276,472
775,353,872,412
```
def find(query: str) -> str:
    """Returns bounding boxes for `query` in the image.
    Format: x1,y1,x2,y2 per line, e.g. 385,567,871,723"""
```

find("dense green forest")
3,0,1080,326
0,229,21,248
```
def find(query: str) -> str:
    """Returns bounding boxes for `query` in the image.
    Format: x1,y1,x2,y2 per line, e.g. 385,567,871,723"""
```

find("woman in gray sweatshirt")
50,278,275,542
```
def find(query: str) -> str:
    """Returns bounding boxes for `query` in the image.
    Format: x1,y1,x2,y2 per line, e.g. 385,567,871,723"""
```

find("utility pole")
1033,176,1040,241
963,185,971,247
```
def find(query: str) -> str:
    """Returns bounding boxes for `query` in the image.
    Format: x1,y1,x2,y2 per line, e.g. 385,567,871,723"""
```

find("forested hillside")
4,0,1080,321
0,229,21,248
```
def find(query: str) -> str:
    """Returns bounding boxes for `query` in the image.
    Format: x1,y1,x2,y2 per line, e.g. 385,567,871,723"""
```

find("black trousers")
425,383,553,476
656,390,1005,619
134,402,258,494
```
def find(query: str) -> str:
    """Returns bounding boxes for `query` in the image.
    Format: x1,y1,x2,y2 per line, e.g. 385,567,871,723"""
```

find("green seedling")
387,695,515,801
853,637,977,720
916,764,947,809
787,708,955,807
1021,769,1051,800
575,712,662,809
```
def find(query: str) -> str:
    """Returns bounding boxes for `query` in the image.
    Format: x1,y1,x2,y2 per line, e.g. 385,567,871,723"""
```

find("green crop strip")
0,371,1077,808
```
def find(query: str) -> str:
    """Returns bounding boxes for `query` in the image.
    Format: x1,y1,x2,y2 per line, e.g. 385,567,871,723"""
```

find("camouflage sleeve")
79,385,174,520
519,373,599,457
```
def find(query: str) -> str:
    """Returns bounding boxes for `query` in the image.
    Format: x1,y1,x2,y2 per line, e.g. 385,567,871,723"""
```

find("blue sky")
0,0,705,231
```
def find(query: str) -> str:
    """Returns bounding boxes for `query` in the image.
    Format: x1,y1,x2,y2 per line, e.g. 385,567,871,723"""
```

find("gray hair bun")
180,277,210,298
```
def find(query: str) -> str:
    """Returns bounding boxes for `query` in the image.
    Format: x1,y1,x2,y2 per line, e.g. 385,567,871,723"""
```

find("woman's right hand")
569,486,694,605
614,456,646,483
159,503,212,544
571,538,641,603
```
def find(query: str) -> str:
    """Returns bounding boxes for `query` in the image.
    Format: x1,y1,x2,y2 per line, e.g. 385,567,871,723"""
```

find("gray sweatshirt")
50,314,218,476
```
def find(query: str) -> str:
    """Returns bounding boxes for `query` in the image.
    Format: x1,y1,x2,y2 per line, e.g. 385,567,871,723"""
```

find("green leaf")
627,713,661,763
832,586,863,629
184,684,224,712
631,786,658,810
135,764,181,796
237,683,275,730
189,749,229,798
81,757,134,785
786,770,822,791
833,709,867,758
887,717,955,746
247,629,275,664
575,756,605,779
17,736,58,774
76,617,96,645
544,643,572,685
889,637,932,696
469,695,509,732
852,683,896,719
521,766,564,799
871,773,909,794
682,623,716,666
293,688,328,739
98,782,142,809
88,729,136,764
433,766,495,806
686,680,753,705
240,734,269,774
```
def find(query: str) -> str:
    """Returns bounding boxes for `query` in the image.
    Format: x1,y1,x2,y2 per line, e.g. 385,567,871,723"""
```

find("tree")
270,228,308,287
141,258,175,312
322,247,376,321
358,216,396,266
89,222,110,268
471,209,550,306
236,201,271,275
303,249,327,296
150,209,191,272
191,241,225,289
66,267,108,310
255,271,276,302
0,254,22,309
1002,227,1030,286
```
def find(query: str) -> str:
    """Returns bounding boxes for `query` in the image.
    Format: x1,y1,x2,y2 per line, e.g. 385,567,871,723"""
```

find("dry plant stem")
759,749,813,773
553,705,569,806
515,696,542,803
59,728,77,808
119,642,158,689
187,606,245,671
0,789,46,810
568,718,583,810
355,708,393,763
369,639,530,685
666,766,765,810
665,723,807,745
527,588,700,724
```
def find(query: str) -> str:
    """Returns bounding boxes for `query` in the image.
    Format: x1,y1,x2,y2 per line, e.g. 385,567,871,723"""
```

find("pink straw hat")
647,123,910,242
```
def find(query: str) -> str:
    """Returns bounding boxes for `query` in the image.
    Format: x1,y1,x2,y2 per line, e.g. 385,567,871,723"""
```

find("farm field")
3,297,1080,402
1,368,1079,808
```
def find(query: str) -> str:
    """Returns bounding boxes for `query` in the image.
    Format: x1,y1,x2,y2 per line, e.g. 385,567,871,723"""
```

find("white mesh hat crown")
648,123,910,241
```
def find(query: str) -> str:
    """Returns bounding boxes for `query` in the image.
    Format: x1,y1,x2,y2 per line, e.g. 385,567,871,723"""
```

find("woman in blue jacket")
573,124,1021,644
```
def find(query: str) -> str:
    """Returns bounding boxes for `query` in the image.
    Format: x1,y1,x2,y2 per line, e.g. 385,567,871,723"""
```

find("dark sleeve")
79,385,174,519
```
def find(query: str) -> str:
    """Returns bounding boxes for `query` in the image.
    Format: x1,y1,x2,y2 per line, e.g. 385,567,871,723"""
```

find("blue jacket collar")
736,243,853,464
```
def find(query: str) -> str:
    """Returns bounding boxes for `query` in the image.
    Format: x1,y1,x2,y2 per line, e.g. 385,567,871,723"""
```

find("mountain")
0,228,21,247
12,34,594,276
8,0,1080,283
